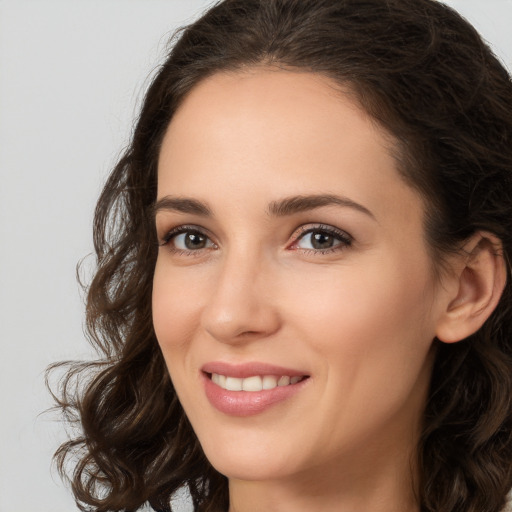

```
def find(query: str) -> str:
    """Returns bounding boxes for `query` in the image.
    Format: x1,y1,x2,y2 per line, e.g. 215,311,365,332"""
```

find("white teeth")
225,376,243,391
262,375,278,390
242,376,263,392
278,376,290,386
211,373,304,392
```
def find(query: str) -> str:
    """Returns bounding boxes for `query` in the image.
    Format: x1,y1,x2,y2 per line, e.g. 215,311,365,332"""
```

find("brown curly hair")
50,0,512,511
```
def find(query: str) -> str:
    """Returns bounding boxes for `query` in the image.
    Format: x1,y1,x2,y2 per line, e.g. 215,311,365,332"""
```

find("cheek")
152,262,205,355
288,263,436,448
282,254,436,396
152,262,209,416
286,259,433,340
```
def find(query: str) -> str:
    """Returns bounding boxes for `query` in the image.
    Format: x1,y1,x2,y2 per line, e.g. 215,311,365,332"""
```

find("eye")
160,226,216,253
291,225,352,253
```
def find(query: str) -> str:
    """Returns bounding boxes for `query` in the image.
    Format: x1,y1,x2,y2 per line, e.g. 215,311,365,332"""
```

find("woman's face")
153,69,446,484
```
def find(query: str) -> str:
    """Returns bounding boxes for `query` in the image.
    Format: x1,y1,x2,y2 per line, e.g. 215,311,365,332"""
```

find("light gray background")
0,1,511,511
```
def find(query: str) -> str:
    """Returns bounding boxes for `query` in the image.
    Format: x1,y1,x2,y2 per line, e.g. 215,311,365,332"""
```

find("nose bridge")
201,244,279,343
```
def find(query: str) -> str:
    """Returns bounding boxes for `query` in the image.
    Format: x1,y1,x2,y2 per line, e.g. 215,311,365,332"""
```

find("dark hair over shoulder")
50,1,512,511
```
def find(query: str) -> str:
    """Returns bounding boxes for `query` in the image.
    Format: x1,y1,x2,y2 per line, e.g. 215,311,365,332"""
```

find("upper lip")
201,361,309,378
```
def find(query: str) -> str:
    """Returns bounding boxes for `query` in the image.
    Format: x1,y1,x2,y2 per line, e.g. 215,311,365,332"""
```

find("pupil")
185,233,206,249
312,232,333,249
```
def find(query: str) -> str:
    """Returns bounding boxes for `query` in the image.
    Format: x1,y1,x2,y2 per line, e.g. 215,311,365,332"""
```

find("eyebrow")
153,196,212,217
267,194,375,219
153,194,375,220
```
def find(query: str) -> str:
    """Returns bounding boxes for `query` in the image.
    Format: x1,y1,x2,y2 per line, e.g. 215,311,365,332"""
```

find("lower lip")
203,373,308,417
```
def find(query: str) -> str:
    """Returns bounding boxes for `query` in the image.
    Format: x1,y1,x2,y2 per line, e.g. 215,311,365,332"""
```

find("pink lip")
201,361,307,378
201,361,310,417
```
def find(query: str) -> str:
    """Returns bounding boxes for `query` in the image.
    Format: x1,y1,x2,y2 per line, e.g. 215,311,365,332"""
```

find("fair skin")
152,69,505,512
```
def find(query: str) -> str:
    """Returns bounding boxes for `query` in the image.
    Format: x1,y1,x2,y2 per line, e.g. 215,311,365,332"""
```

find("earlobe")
435,233,507,344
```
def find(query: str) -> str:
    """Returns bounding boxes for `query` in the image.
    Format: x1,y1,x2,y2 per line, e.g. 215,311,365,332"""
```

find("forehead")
157,68,423,226
162,69,387,157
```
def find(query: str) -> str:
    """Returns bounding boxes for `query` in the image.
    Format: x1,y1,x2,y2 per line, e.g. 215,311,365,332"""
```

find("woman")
52,0,512,511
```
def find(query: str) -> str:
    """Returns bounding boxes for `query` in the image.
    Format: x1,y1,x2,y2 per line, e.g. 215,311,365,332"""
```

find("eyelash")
159,225,217,256
158,223,353,255
289,224,353,254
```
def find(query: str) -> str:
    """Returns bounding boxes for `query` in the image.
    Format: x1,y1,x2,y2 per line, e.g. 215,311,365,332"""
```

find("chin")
198,430,304,482
208,455,292,482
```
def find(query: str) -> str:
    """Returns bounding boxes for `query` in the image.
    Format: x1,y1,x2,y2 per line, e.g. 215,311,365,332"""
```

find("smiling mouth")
208,373,309,392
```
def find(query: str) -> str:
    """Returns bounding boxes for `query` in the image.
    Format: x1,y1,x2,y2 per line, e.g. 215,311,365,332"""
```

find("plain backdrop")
0,1,511,511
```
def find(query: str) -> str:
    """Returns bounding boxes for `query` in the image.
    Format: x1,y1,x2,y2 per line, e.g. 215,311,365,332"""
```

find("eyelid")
288,223,353,252
159,224,217,249
158,222,352,255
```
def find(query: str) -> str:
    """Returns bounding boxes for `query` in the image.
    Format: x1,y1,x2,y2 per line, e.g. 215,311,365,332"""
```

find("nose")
200,251,281,344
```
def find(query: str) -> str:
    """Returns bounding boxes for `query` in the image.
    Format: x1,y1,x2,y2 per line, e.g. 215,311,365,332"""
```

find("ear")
435,232,507,344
